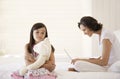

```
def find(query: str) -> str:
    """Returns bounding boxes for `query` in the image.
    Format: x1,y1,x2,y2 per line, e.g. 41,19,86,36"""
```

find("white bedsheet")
56,70,120,79
0,65,120,79
0,54,120,79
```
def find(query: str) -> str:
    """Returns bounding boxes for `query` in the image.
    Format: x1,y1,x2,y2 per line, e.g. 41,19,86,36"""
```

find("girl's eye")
41,32,45,34
36,31,39,33
83,29,85,32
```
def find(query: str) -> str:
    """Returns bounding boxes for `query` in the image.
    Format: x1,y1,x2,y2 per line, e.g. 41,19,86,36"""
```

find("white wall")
91,0,120,57
1,0,120,60
1,0,120,61
0,0,92,59
92,0,120,31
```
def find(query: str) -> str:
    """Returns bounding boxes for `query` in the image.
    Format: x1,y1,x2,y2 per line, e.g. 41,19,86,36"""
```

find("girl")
11,23,56,79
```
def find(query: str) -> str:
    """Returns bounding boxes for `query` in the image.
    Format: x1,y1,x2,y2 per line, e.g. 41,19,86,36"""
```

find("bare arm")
41,51,56,72
24,44,56,71
24,44,36,66
72,39,112,66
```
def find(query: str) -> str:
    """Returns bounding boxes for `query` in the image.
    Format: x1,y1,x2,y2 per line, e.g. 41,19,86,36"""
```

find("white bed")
0,30,120,79
0,56,120,79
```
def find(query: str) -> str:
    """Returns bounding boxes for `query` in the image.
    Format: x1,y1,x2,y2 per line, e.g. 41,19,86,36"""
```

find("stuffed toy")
19,38,51,76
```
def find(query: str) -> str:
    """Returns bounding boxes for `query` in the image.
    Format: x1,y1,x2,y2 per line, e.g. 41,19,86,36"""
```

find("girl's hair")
78,16,103,31
27,23,55,53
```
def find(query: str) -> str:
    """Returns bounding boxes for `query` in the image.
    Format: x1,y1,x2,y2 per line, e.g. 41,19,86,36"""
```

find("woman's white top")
99,28,120,65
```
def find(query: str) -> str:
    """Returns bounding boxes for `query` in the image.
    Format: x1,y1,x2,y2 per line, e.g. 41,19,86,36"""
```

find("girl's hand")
25,54,35,62
41,61,56,72
25,53,36,66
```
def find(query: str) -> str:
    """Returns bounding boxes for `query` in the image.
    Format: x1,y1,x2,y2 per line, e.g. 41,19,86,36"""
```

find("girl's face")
33,27,46,43
80,24,93,37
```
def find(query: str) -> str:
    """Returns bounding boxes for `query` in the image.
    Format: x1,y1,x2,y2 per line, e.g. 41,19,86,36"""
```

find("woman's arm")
72,39,112,66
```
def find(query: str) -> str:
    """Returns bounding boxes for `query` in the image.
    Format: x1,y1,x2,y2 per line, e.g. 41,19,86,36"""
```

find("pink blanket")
11,71,24,79
11,71,56,79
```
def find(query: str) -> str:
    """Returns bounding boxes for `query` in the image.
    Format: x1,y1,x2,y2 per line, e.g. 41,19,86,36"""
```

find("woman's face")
80,24,93,37
33,27,46,43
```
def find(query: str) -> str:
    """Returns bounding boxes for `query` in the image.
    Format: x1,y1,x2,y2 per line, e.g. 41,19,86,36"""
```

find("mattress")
0,55,120,79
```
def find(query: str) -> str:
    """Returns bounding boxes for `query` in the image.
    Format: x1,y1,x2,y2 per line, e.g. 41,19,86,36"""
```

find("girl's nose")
84,32,87,35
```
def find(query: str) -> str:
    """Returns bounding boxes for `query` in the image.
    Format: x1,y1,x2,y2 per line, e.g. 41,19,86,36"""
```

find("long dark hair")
78,16,103,32
27,23,55,53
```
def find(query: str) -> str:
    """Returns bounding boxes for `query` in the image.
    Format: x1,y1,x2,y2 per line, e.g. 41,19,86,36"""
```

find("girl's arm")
41,51,56,72
24,44,56,71
24,44,36,66
72,39,112,66
26,40,52,70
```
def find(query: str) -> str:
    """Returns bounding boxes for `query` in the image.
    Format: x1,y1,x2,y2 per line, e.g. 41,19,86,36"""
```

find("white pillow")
108,61,120,73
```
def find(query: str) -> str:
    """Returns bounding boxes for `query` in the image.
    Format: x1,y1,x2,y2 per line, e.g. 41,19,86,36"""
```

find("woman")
68,16,120,72
11,23,56,79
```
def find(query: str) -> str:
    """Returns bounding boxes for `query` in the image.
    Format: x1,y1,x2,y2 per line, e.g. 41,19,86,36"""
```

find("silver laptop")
64,49,72,60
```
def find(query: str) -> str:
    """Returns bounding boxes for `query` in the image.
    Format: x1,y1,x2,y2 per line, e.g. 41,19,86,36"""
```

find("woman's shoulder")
101,28,116,43
101,28,114,38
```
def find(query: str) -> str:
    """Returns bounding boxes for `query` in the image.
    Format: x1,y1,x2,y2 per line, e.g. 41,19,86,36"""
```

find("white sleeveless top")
99,28,120,65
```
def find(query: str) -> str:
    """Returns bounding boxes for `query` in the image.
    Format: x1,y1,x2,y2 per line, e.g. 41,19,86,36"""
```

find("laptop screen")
64,49,72,60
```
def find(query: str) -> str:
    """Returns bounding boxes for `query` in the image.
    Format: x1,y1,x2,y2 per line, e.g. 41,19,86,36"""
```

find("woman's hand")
71,58,80,64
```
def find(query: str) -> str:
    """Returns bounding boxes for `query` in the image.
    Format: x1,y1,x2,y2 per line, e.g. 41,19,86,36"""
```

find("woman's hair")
78,16,103,31
27,23,55,53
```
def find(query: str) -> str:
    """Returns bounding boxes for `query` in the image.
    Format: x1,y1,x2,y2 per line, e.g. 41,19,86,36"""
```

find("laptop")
64,49,72,60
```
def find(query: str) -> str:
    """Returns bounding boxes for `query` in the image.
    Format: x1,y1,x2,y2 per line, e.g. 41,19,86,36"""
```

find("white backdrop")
0,0,92,60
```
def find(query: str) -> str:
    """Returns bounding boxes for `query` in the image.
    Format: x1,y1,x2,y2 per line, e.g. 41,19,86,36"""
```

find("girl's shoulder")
24,43,30,51
25,43,29,48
